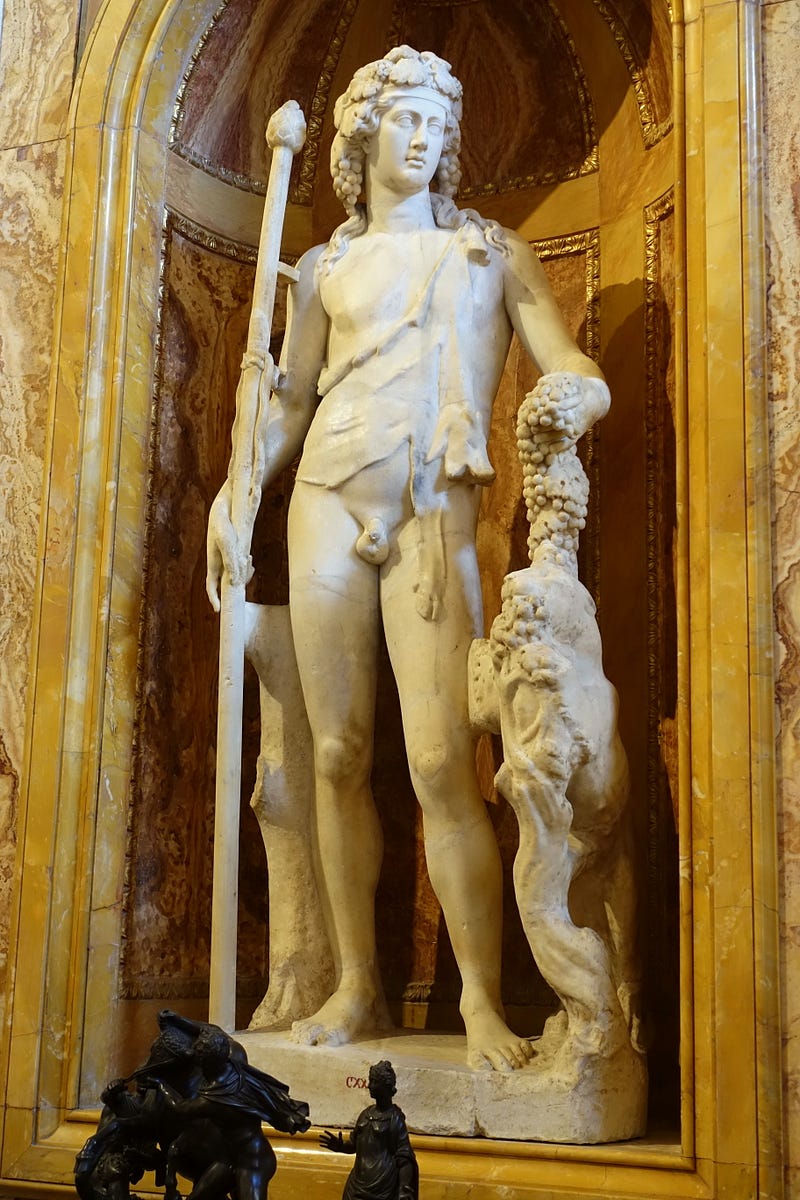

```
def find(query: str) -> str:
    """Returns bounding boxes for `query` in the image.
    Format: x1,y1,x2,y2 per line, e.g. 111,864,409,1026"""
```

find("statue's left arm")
502,230,610,443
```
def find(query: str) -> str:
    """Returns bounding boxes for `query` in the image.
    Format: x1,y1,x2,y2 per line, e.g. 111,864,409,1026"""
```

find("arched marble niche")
8,0,783,1191
120,0,680,1125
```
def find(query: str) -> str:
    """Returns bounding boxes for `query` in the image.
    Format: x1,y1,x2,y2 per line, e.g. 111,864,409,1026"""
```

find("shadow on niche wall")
596,277,680,1127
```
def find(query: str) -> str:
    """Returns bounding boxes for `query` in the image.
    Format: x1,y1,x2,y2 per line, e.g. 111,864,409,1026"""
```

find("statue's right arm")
206,244,329,611
259,242,329,486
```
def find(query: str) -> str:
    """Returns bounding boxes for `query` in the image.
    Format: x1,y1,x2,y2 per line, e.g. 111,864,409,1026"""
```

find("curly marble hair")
330,46,462,211
317,45,506,274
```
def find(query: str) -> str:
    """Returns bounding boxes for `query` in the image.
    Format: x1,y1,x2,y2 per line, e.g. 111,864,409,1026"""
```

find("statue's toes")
315,1025,346,1048
467,1034,534,1073
290,1019,322,1045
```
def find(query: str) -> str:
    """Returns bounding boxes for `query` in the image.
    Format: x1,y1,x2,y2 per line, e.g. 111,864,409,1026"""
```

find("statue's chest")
321,231,456,338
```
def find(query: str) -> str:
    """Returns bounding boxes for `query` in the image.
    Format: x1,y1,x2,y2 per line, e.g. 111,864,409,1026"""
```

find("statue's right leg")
286,481,391,1046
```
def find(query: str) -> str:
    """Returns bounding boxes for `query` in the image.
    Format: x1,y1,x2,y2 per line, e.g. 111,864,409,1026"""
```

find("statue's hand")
527,372,609,452
319,1130,347,1153
205,481,254,611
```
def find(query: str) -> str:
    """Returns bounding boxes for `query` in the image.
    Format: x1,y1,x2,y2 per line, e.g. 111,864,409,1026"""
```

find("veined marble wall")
763,0,800,1193
0,0,79,1007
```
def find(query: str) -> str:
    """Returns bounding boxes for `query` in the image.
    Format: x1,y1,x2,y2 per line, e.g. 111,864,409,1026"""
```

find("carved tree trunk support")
244,603,334,1029
492,653,629,1064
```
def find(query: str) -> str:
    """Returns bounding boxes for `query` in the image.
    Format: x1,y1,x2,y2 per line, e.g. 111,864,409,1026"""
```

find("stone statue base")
236,1028,647,1144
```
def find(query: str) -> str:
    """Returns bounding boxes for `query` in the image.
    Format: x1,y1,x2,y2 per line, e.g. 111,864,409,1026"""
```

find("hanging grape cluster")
516,376,589,564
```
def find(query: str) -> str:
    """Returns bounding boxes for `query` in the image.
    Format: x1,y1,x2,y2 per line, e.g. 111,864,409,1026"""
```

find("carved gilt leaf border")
168,0,362,202
590,0,673,148
386,0,600,197
643,187,676,809
294,0,361,205
643,188,678,1054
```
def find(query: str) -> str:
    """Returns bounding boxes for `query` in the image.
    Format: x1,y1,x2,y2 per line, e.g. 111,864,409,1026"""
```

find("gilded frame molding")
168,0,363,205
590,0,673,147
0,1,783,1197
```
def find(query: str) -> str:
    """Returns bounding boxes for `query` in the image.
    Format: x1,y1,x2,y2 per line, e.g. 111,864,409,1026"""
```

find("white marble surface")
237,1027,647,1143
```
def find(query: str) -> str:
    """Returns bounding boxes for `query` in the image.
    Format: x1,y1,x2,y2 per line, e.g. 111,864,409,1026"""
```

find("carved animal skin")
488,552,640,1073
473,374,643,1078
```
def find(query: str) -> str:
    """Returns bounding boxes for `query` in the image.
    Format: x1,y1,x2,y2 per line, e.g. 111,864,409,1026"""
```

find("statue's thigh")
287,482,380,737
380,521,479,748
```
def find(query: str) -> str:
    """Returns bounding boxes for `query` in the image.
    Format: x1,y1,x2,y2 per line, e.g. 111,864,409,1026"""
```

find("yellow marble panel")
479,173,601,243
0,138,65,1010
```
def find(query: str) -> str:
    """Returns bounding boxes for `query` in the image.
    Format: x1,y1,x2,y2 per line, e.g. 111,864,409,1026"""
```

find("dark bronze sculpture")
320,1061,418,1200
75,1011,310,1200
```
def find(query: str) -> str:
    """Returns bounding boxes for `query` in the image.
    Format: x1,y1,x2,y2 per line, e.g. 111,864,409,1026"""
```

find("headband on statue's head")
376,86,454,113
333,46,463,137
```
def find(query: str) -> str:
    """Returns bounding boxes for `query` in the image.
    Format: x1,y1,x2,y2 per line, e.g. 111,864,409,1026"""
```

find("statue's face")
366,95,447,195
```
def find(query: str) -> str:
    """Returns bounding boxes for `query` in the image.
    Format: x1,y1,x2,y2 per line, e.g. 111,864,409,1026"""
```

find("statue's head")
367,1059,397,1100
330,46,463,214
194,1026,231,1065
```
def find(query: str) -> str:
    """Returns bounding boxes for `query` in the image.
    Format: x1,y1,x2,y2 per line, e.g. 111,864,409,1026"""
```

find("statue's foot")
249,966,315,1032
290,985,392,1048
464,1008,535,1073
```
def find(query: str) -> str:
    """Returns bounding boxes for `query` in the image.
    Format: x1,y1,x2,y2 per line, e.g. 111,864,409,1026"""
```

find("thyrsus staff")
206,100,306,1031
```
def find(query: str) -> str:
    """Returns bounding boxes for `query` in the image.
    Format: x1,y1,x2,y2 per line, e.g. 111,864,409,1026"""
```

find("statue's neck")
365,181,436,233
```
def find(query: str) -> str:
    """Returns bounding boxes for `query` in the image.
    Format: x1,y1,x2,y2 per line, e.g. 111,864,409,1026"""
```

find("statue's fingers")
215,525,243,584
205,543,222,612
206,573,221,613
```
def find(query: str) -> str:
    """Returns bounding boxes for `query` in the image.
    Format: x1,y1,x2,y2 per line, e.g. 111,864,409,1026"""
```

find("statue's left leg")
183,1162,234,1200
380,502,533,1073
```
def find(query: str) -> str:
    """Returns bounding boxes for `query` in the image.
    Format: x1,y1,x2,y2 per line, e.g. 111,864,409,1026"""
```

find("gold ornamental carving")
590,0,673,148
643,186,676,847
387,0,598,196
294,0,361,205
169,0,268,197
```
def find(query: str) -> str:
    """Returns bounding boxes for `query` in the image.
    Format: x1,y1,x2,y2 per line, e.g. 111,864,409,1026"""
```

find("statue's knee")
408,741,449,786
314,733,368,786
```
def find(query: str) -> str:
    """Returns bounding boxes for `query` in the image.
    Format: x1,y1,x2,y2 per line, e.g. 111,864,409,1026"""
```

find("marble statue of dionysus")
206,45,610,1072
